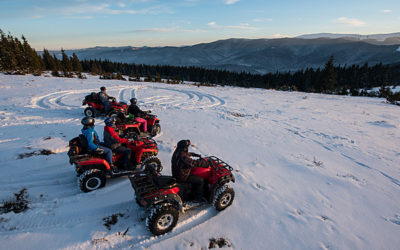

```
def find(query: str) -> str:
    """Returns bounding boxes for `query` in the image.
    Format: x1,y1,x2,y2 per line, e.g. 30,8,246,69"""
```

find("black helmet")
177,139,191,149
100,86,106,91
81,117,95,126
104,117,115,127
130,98,137,104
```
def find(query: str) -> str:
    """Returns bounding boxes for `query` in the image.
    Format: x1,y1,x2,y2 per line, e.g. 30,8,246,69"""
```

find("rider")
127,98,148,132
99,86,112,113
103,117,133,170
171,140,208,203
80,117,115,170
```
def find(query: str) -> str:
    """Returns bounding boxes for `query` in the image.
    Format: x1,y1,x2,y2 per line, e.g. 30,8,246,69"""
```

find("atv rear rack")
130,173,156,193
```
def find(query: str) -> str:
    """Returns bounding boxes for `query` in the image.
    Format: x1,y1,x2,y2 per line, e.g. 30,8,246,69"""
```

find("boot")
110,163,118,173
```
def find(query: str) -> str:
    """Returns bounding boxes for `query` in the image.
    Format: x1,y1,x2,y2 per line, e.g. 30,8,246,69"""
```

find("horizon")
1,0,400,50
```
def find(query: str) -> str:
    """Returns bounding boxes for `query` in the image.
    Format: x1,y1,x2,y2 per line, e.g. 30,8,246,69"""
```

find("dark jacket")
171,149,206,182
103,125,129,149
128,104,146,118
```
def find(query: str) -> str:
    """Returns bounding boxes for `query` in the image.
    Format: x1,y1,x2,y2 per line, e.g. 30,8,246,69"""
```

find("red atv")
68,135,161,192
82,92,128,117
115,113,161,138
129,156,235,235
142,113,161,137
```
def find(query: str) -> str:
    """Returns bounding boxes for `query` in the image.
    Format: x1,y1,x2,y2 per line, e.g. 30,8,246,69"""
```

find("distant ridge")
50,33,400,74
296,32,400,45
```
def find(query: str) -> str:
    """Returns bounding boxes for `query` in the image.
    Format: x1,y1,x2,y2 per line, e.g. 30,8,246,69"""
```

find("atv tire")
78,169,106,192
84,107,95,117
146,203,179,235
141,156,162,173
150,124,161,137
107,110,119,118
213,185,234,211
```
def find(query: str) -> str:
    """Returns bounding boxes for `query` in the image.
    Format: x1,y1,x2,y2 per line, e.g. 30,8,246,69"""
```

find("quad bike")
142,113,161,137
82,92,128,118
129,156,235,235
67,134,161,192
114,112,161,138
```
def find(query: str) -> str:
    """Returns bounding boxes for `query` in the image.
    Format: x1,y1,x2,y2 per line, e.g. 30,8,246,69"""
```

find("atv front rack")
204,156,233,172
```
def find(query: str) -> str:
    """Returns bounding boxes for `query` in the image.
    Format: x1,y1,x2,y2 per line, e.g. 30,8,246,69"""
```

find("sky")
0,0,399,50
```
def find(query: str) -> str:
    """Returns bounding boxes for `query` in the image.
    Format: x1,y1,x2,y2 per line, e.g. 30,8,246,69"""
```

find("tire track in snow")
341,153,400,187
115,206,219,249
0,200,136,233
31,88,120,110
271,119,400,188
150,86,225,109
30,85,225,113
118,87,133,103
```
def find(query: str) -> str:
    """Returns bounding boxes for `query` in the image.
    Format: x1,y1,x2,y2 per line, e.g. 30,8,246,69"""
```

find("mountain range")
58,33,400,74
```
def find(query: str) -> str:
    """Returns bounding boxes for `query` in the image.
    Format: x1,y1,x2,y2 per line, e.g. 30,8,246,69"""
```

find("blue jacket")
81,126,100,151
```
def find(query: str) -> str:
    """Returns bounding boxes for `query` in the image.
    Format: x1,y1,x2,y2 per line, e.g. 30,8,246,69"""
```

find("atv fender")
76,158,111,174
76,164,108,175
210,176,235,203
145,194,183,212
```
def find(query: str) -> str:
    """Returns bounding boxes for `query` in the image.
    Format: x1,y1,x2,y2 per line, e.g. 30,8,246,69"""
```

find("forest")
1,30,399,103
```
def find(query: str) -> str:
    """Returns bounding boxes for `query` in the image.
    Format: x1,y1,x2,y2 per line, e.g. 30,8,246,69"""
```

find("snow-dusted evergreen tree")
61,49,72,77
71,53,82,73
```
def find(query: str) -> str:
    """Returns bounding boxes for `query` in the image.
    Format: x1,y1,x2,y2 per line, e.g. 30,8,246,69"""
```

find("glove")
128,138,135,143
95,147,104,154
147,110,151,113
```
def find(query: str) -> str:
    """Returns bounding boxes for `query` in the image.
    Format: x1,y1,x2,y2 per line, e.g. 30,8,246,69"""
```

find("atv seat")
153,176,177,189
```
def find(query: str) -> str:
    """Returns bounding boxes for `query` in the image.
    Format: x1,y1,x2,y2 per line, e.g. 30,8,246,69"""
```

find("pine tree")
22,36,42,74
42,49,56,70
61,49,72,77
12,36,25,72
318,55,337,93
0,30,18,71
71,53,82,73
155,72,162,82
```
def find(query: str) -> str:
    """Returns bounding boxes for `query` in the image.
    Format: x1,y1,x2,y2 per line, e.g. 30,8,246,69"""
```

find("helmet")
104,117,115,127
130,98,137,104
81,117,95,126
177,139,191,149
100,86,106,91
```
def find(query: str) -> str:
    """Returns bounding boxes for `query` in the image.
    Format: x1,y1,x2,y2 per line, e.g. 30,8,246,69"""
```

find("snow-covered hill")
297,32,400,44
56,36,400,74
0,74,399,249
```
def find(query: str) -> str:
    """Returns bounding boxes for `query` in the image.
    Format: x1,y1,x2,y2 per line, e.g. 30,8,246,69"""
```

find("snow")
370,85,400,93
297,32,400,41
0,73,399,249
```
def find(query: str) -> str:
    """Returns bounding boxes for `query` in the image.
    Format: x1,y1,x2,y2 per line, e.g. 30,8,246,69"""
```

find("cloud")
66,15,94,19
207,21,256,30
333,17,365,27
271,34,284,38
381,9,392,13
117,2,126,8
133,27,205,33
253,18,272,22
30,15,43,19
62,2,173,15
224,0,240,5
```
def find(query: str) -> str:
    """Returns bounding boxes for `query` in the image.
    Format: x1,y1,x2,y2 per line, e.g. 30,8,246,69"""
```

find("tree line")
1,30,399,104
